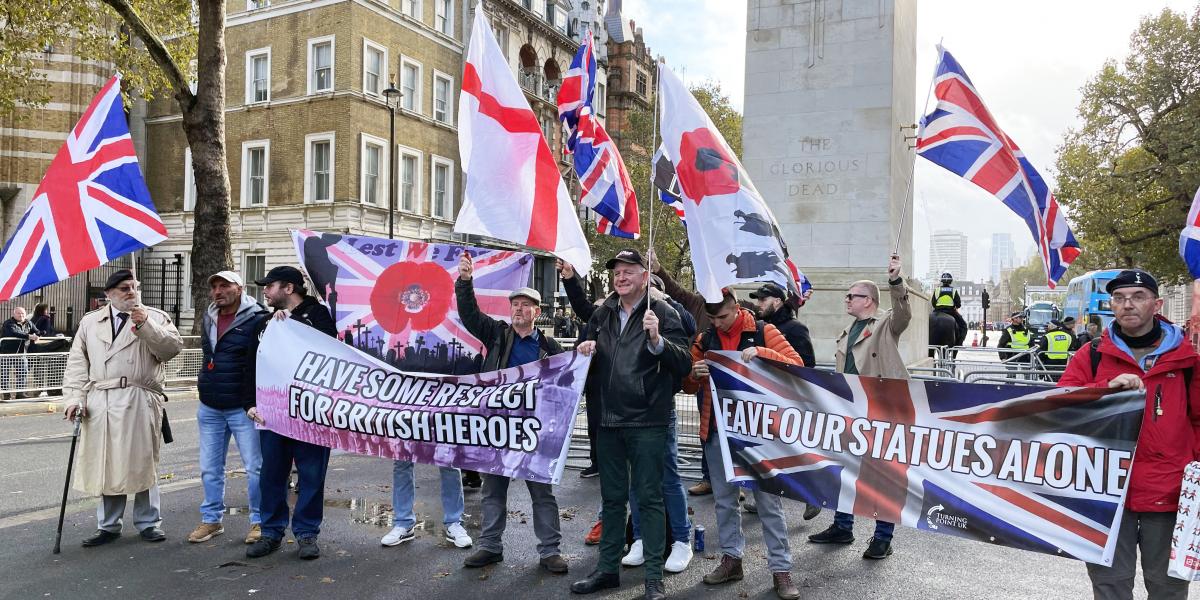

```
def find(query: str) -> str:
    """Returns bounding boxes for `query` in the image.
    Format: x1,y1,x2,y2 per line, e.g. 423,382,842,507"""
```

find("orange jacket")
683,308,804,441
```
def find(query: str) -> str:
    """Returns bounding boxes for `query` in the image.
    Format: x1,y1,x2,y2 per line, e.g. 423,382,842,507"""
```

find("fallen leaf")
320,577,335,584
433,572,451,579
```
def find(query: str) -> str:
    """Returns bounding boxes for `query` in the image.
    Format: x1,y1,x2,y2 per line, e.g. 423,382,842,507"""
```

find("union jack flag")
0,74,167,300
291,229,532,375
917,47,1080,288
707,353,1142,565
558,35,640,239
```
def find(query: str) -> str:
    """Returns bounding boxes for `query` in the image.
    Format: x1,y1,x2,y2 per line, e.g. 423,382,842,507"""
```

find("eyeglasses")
844,293,870,302
1110,293,1155,306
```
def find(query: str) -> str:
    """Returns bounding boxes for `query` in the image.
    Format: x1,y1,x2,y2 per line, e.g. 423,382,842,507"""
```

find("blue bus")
1061,269,1122,333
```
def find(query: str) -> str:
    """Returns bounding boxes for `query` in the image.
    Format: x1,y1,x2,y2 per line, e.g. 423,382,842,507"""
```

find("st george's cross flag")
917,46,1080,288
0,74,167,300
657,64,797,302
455,12,591,274
557,33,640,239
706,352,1142,566
1180,185,1200,278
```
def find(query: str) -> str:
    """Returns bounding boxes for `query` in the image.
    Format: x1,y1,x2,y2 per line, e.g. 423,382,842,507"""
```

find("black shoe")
570,570,620,594
246,536,282,558
644,579,665,600
579,465,599,479
297,537,320,560
862,537,893,559
139,527,166,542
803,503,821,521
463,548,503,568
807,524,854,544
462,471,482,489
540,554,569,574
82,530,120,547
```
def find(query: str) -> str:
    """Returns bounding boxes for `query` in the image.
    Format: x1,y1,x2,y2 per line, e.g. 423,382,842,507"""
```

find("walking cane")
53,411,82,554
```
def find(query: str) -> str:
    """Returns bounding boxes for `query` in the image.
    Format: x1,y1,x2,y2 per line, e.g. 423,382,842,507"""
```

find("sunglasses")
844,293,869,301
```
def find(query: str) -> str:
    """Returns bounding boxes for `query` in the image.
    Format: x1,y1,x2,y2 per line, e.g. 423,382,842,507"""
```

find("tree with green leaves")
580,79,742,293
1,0,230,330
1055,6,1200,283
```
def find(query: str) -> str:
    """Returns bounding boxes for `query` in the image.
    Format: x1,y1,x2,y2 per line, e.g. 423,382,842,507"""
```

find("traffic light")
982,289,990,311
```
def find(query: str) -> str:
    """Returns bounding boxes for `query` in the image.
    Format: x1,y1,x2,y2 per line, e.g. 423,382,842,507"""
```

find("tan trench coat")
835,279,912,380
63,306,183,495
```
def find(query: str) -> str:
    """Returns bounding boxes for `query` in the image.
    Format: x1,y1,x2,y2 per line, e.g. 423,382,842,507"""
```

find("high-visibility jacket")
1006,327,1030,350
934,287,956,308
1043,330,1072,360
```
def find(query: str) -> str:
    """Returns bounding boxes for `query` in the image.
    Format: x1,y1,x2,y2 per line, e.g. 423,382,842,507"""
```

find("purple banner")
256,319,589,484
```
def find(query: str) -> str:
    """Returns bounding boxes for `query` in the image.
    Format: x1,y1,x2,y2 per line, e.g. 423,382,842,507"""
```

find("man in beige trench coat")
63,269,183,547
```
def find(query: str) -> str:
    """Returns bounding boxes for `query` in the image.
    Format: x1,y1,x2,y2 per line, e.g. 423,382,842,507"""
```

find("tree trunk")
183,0,232,332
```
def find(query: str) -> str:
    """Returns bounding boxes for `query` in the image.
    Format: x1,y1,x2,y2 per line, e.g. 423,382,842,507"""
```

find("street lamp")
382,78,403,239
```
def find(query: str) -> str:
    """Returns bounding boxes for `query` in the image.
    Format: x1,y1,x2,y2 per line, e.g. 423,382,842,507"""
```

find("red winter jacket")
1057,327,1200,512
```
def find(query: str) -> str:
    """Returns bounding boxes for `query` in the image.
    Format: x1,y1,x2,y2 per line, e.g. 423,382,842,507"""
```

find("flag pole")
646,60,663,307
893,41,944,258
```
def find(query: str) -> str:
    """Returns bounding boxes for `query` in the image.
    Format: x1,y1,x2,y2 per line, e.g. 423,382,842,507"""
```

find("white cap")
208,270,244,287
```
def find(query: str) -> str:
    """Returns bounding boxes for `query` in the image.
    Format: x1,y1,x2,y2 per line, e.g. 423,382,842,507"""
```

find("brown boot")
702,554,743,585
687,480,712,495
773,571,800,600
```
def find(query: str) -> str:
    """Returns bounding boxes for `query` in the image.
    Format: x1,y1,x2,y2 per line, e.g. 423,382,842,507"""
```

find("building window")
433,71,453,124
430,156,454,219
308,36,334,94
247,0,269,9
401,58,422,112
362,39,386,97
545,1,555,24
595,81,606,115
304,132,335,203
245,47,270,104
540,116,554,146
183,147,197,211
434,0,452,35
398,147,421,213
401,0,418,18
635,71,648,96
492,21,509,61
360,134,387,205
241,140,270,207
244,253,266,301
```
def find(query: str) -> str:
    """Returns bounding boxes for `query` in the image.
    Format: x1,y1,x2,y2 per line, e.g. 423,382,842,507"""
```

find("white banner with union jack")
707,352,1144,566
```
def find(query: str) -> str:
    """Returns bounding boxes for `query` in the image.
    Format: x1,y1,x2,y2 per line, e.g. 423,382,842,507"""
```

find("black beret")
1106,269,1158,295
103,269,135,291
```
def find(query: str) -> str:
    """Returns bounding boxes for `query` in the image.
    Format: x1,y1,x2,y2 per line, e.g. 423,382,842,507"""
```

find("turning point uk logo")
926,504,969,531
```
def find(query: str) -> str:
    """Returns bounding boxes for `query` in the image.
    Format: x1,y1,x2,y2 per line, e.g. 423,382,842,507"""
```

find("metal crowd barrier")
0,345,204,399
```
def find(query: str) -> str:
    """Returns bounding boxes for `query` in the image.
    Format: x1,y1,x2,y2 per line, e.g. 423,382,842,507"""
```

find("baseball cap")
749,283,787,301
255,266,306,287
208,270,245,287
605,248,647,269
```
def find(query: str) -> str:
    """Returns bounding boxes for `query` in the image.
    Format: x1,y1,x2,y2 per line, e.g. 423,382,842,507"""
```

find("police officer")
1039,319,1073,375
999,312,1032,366
930,272,967,344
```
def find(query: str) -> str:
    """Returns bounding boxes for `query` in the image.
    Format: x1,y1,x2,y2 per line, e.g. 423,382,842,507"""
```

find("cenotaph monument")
743,0,928,364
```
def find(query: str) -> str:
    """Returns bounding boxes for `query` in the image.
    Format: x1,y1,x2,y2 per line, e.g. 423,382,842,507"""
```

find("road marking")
0,417,198,446
0,476,203,530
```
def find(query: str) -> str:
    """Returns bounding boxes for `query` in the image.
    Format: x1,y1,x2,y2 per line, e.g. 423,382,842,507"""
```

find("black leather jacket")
584,292,690,428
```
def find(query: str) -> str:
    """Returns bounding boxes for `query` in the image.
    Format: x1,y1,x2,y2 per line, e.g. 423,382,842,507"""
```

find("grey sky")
621,0,1196,283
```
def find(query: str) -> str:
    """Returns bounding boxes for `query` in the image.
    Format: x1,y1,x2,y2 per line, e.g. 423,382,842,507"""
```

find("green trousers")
596,425,668,580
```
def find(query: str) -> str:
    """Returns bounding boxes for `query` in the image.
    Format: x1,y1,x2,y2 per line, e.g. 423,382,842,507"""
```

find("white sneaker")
444,522,473,548
381,525,415,547
621,539,645,567
664,540,694,573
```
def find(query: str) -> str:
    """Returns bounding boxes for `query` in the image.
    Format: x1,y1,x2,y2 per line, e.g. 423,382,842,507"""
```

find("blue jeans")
629,412,691,543
259,429,330,540
391,461,464,529
834,511,894,542
197,403,262,525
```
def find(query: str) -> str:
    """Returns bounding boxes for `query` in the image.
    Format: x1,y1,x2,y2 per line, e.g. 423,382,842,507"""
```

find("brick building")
600,0,655,156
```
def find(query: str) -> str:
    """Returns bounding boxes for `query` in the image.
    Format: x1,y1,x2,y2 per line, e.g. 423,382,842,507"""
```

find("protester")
1076,318,1100,347
748,282,821,520
808,255,910,560
1058,269,1196,600
456,253,568,573
1,306,39,399
683,288,805,600
1063,316,1082,350
189,271,269,545
62,269,183,547
31,303,55,336
570,249,690,600
245,266,338,560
